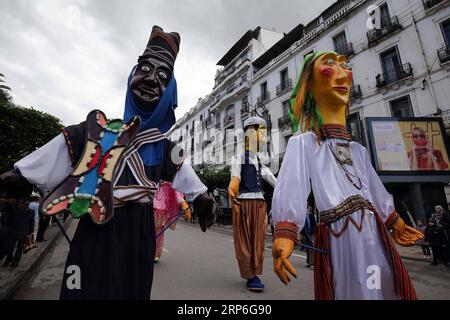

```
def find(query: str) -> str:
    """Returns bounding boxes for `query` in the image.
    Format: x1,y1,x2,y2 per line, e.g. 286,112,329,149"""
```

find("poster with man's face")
369,118,450,172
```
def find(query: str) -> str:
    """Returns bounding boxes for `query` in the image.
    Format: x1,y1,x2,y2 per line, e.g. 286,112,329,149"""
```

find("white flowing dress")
272,132,400,300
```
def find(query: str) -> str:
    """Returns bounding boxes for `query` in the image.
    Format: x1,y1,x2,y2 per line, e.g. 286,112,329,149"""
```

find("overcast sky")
0,0,335,125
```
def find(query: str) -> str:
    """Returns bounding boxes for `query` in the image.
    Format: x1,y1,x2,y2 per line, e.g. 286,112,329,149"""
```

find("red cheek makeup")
320,65,334,78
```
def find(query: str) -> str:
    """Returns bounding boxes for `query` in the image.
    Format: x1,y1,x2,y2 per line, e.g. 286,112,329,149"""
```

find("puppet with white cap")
228,116,277,291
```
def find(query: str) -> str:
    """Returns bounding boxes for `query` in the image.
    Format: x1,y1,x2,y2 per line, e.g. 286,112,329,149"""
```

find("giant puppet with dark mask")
0,26,217,299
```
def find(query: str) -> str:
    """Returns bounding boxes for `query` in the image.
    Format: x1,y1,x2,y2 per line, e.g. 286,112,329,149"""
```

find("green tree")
197,166,231,191
0,73,12,104
0,102,63,173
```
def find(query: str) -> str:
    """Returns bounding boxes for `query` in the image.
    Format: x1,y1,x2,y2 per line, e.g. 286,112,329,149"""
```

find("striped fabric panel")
114,128,166,185
314,223,334,300
374,213,417,300
113,128,166,205
385,211,400,230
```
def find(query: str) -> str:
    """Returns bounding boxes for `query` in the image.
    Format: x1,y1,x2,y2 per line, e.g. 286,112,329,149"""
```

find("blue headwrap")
123,66,177,166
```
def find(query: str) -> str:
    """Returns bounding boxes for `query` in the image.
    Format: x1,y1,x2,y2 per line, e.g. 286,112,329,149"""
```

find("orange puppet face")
310,53,352,109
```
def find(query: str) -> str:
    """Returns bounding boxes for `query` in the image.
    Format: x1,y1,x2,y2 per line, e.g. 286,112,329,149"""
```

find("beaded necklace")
321,124,352,141
326,138,363,190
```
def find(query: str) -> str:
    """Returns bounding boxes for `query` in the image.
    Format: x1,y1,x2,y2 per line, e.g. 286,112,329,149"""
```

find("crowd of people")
416,204,450,267
0,193,66,272
0,196,35,269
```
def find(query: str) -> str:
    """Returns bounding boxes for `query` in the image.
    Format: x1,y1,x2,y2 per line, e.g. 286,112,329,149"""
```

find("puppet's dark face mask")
130,56,173,112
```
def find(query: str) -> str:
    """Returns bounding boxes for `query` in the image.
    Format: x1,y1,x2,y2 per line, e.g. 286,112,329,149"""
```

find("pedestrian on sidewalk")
425,219,449,267
2,196,34,268
415,219,431,259
228,116,277,292
36,210,50,242
300,204,316,270
432,205,450,262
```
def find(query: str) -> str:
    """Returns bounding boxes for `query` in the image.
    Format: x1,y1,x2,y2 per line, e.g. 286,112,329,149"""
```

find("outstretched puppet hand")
272,238,298,285
193,192,217,232
228,177,241,206
228,176,242,216
181,201,191,222
392,217,423,246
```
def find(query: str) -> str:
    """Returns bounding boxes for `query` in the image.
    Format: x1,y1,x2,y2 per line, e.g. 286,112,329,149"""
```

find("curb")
2,218,73,300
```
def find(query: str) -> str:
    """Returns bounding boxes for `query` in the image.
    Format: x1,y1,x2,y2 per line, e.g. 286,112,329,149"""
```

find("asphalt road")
14,220,450,300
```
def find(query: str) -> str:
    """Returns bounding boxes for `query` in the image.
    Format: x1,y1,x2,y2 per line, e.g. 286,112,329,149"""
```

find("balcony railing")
422,0,445,10
257,92,271,104
367,16,402,47
336,42,354,57
205,116,212,127
241,105,250,117
350,84,362,100
276,79,293,96
376,63,413,88
425,109,450,131
438,45,450,64
278,114,291,127
224,114,235,126
226,84,236,94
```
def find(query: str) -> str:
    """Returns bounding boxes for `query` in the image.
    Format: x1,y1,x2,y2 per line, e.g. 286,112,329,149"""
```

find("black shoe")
10,262,18,268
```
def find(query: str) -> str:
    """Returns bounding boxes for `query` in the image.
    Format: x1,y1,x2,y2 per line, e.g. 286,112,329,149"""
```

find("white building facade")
170,0,450,221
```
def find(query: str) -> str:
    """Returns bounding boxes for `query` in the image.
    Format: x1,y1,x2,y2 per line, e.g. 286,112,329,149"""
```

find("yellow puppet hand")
228,177,241,206
392,218,424,246
272,238,298,285
181,201,191,222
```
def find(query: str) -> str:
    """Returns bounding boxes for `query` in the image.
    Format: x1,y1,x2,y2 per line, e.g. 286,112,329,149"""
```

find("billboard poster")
367,118,450,173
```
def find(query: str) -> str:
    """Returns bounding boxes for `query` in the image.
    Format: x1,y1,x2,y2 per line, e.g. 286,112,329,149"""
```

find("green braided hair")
289,50,336,134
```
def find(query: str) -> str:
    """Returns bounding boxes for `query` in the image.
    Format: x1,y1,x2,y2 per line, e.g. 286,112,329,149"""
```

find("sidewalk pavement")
0,218,72,300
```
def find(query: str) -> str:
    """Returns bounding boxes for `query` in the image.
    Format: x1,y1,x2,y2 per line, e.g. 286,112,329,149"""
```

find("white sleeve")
171,162,207,202
230,155,241,179
14,133,72,197
271,135,310,230
363,147,396,223
261,165,277,188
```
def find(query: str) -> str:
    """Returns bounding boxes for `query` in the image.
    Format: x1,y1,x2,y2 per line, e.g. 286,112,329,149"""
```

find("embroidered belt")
319,194,375,225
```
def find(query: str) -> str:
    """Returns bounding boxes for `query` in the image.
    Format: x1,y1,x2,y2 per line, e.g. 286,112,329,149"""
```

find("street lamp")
253,102,272,132
252,102,272,161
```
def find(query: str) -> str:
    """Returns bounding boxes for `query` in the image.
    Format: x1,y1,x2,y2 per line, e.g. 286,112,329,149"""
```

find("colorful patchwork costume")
8,26,216,299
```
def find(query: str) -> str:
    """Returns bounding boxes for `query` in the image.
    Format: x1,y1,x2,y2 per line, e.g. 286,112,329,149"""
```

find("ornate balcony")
278,114,291,127
422,0,445,10
350,84,362,100
336,42,354,57
224,114,235,127
367,16,402,47
438,45,450,64
276,79,293,96
257,92,271,104
205,116,212,128
376,63,413,88
241,104,250,119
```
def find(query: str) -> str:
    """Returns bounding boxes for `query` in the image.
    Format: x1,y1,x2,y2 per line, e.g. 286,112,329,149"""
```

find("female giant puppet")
0,26,216,299
271,51,423,300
